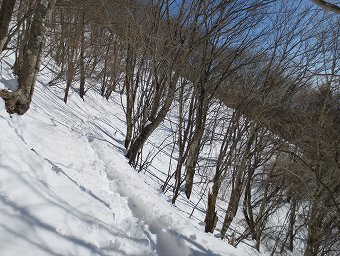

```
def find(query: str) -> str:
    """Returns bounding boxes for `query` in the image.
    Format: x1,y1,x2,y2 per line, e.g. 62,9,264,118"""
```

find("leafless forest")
0,0,339,255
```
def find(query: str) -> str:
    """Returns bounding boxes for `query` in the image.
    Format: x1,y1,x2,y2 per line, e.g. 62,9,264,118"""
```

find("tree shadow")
0,164,156,256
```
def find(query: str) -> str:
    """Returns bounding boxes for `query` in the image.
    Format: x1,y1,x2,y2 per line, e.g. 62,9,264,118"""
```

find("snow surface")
0,53,259,256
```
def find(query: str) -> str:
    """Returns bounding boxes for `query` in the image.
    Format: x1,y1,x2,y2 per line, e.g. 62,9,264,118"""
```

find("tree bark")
205,190,218,233
304,196,323,256
184,87,209,199
220,124,256,240
79,11,86,100
205,111,241,233
0,0,17,53
0,0,56,115
126,71,179,166
124,43,135,149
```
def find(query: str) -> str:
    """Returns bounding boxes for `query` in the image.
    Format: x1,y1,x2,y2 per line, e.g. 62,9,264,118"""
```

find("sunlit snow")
0,52,258,256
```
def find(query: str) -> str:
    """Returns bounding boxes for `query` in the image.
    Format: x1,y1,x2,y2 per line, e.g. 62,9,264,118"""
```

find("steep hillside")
0,53,259,256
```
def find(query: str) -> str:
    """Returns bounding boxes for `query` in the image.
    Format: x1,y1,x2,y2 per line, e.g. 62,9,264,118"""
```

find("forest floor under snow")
0,53,261,256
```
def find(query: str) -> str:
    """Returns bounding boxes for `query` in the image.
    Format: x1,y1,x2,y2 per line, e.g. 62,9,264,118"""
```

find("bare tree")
0,0,56,114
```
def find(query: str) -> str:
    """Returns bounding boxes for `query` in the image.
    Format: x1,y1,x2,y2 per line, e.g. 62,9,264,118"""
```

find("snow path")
89,138,215,256
0,52,248,255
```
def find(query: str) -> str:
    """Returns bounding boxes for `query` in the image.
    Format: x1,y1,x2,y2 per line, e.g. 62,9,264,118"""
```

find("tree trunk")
204,190,218,232
220,124,256,240
288,198,297,252
124,43,135,149
12,0,36,76
171,85,195,204
205,112,241,233
0,0,17,53
304,188,324,256
184,87,209,199
220,163,245,240
0,0,56,115
126,71,179,166
79,12,85,100
64,39,76,103
101,39,111,96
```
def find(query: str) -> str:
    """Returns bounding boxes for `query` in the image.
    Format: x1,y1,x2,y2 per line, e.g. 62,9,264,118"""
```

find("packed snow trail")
0,52,254,255
0,103,155,256
89,139,222,256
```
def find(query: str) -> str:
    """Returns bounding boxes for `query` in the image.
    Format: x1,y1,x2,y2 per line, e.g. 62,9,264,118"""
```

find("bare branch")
311,0,340,14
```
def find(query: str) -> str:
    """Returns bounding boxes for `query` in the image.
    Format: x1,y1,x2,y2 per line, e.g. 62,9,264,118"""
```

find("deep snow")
0,52,260,256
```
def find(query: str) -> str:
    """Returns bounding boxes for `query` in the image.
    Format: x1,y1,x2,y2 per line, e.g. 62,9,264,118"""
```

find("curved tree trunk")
126,71,179,166
0,0,56,115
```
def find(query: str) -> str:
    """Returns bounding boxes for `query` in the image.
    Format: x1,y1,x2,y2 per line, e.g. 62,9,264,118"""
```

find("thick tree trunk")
205,160,224,233
204,190,218,232
13,0,36,76
0,0,56,115
0,0,17,53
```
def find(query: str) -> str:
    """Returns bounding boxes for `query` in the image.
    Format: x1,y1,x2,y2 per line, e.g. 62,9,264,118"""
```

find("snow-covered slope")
0,53,260,256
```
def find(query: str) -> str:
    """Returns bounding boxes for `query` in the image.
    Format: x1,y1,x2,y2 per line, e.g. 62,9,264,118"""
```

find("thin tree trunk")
172,87,195,204
64,40,76,103
205,112,240,233
184,87,209,199
220,124,256,240
304,188,323,256
220,163,245,240
101,39,111,96
124,43,135,149
79,12,85,100
288,198,297,252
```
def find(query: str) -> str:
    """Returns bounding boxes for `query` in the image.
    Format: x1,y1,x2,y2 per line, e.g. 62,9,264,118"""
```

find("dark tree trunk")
124,43,135,149
304,188,324,256
126,72,179,166
171,89,195,204
184,87,209,199
0,0,17,52
79,12,86,100
204,190,218,232
288,198,297,252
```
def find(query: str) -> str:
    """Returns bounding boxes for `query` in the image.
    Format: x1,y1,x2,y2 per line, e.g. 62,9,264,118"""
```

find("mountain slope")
0,53,257,256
